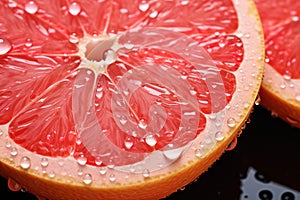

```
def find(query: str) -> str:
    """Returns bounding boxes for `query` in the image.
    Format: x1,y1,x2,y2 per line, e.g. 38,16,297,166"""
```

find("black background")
1,105,300,200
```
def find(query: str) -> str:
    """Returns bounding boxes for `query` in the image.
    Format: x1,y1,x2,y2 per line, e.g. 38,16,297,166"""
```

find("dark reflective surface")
1,105,300,199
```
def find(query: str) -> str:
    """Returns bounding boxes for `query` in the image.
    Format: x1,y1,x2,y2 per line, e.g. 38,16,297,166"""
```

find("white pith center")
77,35,121,74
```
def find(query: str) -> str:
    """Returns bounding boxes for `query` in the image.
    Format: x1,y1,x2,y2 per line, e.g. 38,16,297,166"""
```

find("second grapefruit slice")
0,0,264,199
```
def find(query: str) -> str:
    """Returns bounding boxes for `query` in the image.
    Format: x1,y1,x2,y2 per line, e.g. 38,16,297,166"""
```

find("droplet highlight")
69,2,81,16
0,38,12,55
227,117,236,128
215,131,225,141
138,2,149,12
142,169,150,178
40,158,49,167
145,134,157,147
24,1,39,14
20,156,31,170
83,173,92,185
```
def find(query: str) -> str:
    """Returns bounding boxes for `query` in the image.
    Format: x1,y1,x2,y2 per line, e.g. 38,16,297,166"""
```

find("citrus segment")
254,0,300,128
0,0,264,199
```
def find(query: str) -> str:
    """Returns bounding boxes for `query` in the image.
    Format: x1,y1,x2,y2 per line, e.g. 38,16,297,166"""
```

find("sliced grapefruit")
254,0,300,128
0,0,264,199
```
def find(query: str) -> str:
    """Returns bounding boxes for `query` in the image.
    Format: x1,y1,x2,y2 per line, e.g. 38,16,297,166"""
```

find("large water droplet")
25,38,33,47
0,38,12,55
124,137,133,149
138,119,147,129
8,0,17,8
109,174,116,182
69,2,81,16
40,157,49,167
145,134,157,147
163,148,183,160
215,131,225,141
20,156,31,169
99,166,107,175
95,157,102,166
142,169,150,178
69,33,79,44
83,173,92,185
149,10,158,18
48,171,55,178
24,1,39,14
10,147,18,157
227,117,236,128
194,149,203,158
77,155,87,166
138,2,149,12
180,0,189,5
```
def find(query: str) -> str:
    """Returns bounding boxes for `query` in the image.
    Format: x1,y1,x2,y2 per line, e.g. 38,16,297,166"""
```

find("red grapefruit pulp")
0,0,264,199
254,0,300,128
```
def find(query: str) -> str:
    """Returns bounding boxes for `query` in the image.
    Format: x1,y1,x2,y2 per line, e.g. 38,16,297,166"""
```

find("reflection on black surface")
1,106,300,200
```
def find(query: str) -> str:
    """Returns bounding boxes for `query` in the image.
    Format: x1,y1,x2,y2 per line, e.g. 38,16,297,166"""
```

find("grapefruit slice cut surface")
0,0,264,199
254,0,300,128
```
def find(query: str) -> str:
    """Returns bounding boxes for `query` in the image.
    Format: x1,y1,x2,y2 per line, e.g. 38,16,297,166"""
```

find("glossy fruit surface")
254,0,300,128
0,0,264,199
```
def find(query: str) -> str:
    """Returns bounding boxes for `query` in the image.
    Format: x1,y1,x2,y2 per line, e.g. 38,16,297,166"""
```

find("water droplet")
138,2,149,12
40,158,49,167
163,148,183,160
49,171,55,178
10,147,18,156
180,0,189,5
265,57,270,63
8,0,17,8
138,119,147,129
194,149,203,158
236,41,243,47
286,116,300,125
215,131,224,141
258,189,273,200
77,168,83,176
6,141,11,148
103,49,117,64
25,38,33,47
24,1,39,14
142,169,150,178
226,137,237,151
296,93,300,102
95,157,102,166
0,38,12,55
124,43,134,49
145,134,157,147
99,166,107,175
69,33,79,44
119,116,128,125
291,15,299,22
69,2,81,16
124,137,133,149
77,155,87,166
149,10,158,18
120,8,128,14
83,173,92,185
20,156,31,170
189,89,197,95
219,41,226,48
109,174,116,182
107,160,115,169
243,102,250,108
0,129,3,136
227,117,236,128
56,159,63,167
